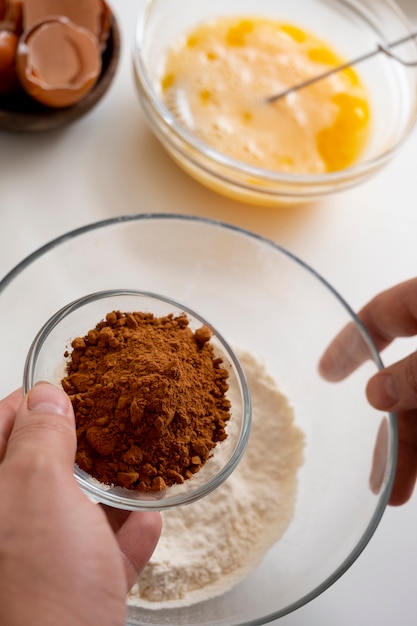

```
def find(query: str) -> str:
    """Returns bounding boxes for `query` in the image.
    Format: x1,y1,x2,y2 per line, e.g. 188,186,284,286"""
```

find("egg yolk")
161,17,371,175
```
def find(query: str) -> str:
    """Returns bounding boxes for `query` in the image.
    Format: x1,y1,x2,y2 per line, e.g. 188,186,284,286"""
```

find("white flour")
128,349,305,609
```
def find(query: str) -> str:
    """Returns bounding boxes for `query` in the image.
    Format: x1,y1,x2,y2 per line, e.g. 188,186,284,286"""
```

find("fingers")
366,352,417,412
357,277,417,352
389,411,417,506
101,505,130,533
318,279,417,507
115,511,162,590
318,320,372,381
5,383,76,470
320,278,417,382
367,366,417,505
370,418,389,497
0,388,23,462
367,416,417,506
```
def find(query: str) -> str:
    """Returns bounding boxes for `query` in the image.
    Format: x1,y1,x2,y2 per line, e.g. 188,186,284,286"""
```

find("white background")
1,1,417,623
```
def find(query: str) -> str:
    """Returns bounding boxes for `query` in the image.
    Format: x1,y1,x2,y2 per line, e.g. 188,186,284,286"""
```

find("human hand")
319,277,417,507
0,383,161,626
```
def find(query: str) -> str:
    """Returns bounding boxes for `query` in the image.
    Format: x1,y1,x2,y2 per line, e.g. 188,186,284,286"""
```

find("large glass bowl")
0,214,397,624
133,0,417,206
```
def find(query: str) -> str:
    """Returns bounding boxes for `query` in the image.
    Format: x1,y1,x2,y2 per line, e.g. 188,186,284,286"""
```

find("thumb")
366,352,417,412
5,382,76,469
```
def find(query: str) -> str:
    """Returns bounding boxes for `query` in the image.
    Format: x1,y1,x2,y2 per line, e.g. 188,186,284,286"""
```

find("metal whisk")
266,31,417,103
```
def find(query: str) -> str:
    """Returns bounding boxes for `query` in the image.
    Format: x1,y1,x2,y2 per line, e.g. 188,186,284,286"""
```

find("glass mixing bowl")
133,0,417,206
0,214,397,623
22,289,251,511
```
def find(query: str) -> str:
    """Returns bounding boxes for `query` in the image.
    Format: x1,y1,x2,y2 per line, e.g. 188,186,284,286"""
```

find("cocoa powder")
61,310,231,492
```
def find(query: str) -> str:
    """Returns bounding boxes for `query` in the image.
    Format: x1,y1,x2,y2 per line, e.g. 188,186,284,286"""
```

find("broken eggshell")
16,16,101,108
22,0,103,39
0,28,19,94
0,5,119,132
98,0,112,50
0,0,23,35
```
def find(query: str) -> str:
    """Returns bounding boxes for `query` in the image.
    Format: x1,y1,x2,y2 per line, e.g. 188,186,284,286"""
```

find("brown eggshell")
0,28,16,72
16,17,102,108
0,29,20,94
2,0,23,34
21,0,102,37
99,0,112,49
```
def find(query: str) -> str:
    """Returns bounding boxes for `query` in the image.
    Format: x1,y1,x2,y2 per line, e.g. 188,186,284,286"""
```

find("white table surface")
1,1,417,623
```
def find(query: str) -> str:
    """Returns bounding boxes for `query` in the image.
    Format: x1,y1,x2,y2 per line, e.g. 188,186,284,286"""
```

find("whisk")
266,31,417,103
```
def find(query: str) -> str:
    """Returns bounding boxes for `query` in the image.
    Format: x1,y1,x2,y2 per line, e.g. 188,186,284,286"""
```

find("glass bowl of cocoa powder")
22,289,251,511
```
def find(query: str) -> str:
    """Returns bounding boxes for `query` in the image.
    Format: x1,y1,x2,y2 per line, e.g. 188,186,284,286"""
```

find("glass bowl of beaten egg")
0,214,396,624
133,0,417,206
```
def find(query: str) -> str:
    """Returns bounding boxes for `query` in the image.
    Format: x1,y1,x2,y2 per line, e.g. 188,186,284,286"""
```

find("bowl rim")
0,213,398,621
22,287,252,512
133,0,417,191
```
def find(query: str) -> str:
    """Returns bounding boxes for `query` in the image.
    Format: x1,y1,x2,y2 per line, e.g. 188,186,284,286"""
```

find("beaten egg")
161,17,371,175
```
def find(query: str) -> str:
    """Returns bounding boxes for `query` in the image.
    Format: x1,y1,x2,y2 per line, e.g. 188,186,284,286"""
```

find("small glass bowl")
133,0,417,206
22,289,251,511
